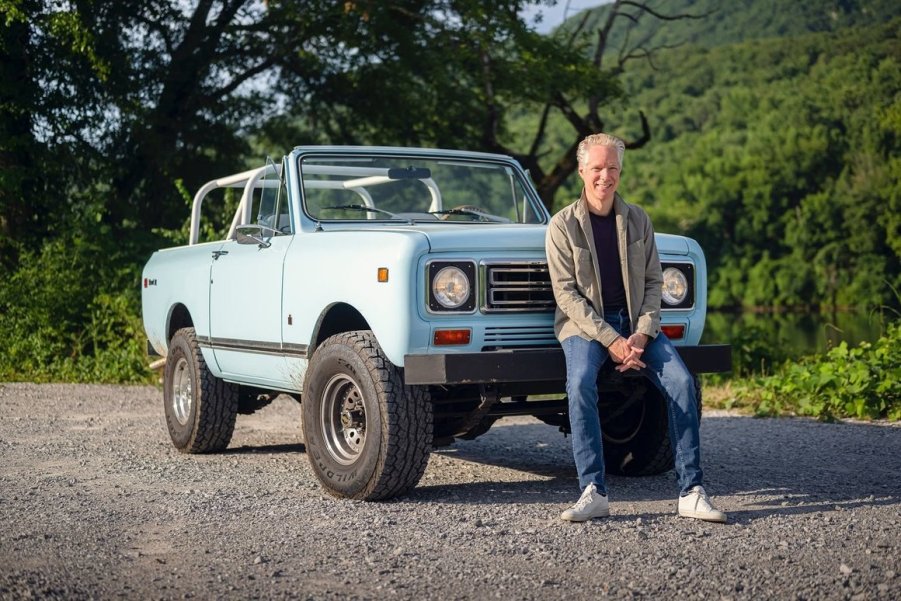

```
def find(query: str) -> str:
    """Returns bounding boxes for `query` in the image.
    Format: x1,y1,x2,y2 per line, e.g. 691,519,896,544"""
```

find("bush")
0,236,154,384
732,320,901,420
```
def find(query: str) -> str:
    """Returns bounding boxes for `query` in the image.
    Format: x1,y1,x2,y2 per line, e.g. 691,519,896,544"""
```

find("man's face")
578,144,621,207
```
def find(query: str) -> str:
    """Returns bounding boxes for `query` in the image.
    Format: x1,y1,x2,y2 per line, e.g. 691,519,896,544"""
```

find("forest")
0,0,899,387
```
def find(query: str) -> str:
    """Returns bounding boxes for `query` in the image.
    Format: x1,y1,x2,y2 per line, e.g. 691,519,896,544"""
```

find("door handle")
212,250,229,260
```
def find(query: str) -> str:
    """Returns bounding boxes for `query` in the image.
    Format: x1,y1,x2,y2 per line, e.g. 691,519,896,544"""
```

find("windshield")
299,154,546,224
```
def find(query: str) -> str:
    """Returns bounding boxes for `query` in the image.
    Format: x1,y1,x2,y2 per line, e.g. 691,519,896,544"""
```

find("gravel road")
1,383,899,600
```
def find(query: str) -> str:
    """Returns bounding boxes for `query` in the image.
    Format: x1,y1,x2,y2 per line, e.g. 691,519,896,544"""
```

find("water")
700,309,891,376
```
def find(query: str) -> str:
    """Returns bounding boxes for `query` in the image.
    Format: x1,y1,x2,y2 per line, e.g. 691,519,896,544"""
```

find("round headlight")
661,267,688,305
432,266,471,309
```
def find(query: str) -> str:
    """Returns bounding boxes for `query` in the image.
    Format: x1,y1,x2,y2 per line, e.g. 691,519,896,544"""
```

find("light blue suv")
142,146,730,500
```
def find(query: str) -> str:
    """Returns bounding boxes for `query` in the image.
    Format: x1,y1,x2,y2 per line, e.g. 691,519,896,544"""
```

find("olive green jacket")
545,190,663,347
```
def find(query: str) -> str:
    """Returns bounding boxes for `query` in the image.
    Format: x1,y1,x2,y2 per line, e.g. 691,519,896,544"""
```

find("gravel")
1,382,899,600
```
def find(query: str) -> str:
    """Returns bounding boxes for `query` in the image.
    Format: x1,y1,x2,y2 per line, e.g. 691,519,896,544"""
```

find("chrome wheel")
171,356,193,426
320,374,367,465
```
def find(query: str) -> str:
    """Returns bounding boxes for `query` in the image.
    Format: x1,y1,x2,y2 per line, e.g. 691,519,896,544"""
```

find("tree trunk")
0,6,40,263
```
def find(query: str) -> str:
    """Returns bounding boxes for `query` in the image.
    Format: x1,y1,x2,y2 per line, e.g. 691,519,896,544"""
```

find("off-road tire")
163,327,238,453
604,374,703,476
302,331,432,500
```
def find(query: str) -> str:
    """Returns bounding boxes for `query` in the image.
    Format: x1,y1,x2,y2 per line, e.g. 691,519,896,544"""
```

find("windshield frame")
293,147,549,226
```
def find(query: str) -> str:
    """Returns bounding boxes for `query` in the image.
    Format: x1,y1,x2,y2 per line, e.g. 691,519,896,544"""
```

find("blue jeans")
561,309,704,495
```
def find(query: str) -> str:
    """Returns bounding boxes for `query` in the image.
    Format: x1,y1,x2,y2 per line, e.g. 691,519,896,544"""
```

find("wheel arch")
167,303,194,345
310,302,371,355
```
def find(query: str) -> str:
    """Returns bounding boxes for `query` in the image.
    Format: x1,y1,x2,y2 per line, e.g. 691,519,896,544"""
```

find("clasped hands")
608,333,649,372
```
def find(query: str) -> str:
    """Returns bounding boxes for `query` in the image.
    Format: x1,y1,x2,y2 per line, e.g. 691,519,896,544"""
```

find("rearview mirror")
388,166,431,179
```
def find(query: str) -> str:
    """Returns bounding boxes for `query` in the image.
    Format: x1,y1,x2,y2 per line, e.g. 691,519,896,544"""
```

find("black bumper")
404,344,731,386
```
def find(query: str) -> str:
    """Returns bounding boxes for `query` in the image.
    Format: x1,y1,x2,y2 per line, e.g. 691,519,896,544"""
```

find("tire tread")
167,327,238,454
307,331,432,500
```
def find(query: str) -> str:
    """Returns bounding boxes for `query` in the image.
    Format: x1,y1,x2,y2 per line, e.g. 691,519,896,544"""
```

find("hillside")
621,19,900,309
527,1,901,310
559,0,900,51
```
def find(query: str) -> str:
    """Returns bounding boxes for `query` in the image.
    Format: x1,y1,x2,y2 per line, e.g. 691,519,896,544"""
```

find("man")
545,133,726,523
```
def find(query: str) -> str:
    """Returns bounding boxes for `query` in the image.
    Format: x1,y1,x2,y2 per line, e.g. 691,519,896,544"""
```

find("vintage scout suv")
142,146,730,500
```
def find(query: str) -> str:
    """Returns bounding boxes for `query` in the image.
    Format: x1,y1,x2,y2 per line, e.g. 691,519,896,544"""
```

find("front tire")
302,331,432,500
603,375,703,476
164,327,238,453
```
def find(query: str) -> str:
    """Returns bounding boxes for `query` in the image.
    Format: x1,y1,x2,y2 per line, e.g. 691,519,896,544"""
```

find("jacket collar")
574,188,628,221
574,187,630,268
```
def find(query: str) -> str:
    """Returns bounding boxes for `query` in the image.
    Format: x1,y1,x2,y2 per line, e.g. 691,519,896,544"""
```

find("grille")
483,325,557,349
483,262,556,312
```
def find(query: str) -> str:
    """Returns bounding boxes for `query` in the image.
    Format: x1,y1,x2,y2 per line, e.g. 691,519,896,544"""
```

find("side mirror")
236,225,274,248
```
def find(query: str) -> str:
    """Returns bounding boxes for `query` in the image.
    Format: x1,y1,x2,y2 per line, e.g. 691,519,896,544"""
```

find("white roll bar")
189,164,279,245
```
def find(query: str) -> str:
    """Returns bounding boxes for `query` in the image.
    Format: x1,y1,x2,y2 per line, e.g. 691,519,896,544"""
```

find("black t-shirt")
588,211,627,310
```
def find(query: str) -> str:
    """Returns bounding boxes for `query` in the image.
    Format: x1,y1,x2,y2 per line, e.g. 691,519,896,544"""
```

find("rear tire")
163,327,238,453
302,331,432,500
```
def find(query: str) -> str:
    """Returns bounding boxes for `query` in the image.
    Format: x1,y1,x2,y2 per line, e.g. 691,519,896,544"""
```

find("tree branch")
538,137,582,207
625,110,650,150
565,7,593,49
619,0,714,22
204,58,277,100
553,92,588,134
529,103,553,159
133,14,175,56
593,0,622,69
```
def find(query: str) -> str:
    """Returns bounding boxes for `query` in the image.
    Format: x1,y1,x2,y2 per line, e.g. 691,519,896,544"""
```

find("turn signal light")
433,329,471,346
661,325,685,340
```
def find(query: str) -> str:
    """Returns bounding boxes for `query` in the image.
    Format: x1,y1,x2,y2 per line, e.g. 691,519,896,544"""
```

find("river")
700,309,891,376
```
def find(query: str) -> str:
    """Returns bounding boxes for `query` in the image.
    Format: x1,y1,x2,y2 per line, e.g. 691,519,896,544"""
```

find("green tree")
612,19,901,310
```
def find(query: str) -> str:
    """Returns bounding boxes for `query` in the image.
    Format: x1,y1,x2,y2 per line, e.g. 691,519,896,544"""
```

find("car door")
208,161,295,388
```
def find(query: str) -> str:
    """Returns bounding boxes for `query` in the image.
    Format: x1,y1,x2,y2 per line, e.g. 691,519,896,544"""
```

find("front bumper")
404,344,731,385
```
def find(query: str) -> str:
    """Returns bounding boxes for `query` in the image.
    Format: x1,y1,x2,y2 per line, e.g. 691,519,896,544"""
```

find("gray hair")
577,133,625,168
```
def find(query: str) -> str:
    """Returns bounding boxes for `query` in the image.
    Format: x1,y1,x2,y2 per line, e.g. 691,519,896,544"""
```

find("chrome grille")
483,262,555,312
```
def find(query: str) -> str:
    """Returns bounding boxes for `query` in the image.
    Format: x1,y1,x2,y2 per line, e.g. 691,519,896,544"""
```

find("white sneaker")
678,485,727,523
560,483,609,522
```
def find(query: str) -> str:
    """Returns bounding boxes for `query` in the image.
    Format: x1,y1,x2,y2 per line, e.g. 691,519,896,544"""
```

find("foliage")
599,18,901,311
719,322,789,379
730,321,901,421
0,233,152,383
561,0,900,54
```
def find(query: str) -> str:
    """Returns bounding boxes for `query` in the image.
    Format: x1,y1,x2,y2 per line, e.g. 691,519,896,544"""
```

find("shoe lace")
573,487,598,511
690,486,714,511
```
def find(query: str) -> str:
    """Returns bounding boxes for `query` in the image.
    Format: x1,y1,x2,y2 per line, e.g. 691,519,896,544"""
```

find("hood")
655,233,690,255
341,222,691,255
376,223,548,253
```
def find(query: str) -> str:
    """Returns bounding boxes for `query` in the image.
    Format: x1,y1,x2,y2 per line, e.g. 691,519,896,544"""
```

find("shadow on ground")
408,415,901,520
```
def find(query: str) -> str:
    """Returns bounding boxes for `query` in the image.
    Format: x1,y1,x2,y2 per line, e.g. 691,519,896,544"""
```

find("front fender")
281,229,431,367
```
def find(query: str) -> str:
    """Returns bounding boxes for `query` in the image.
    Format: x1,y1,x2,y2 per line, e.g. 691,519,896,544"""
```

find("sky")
519,1,609,34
